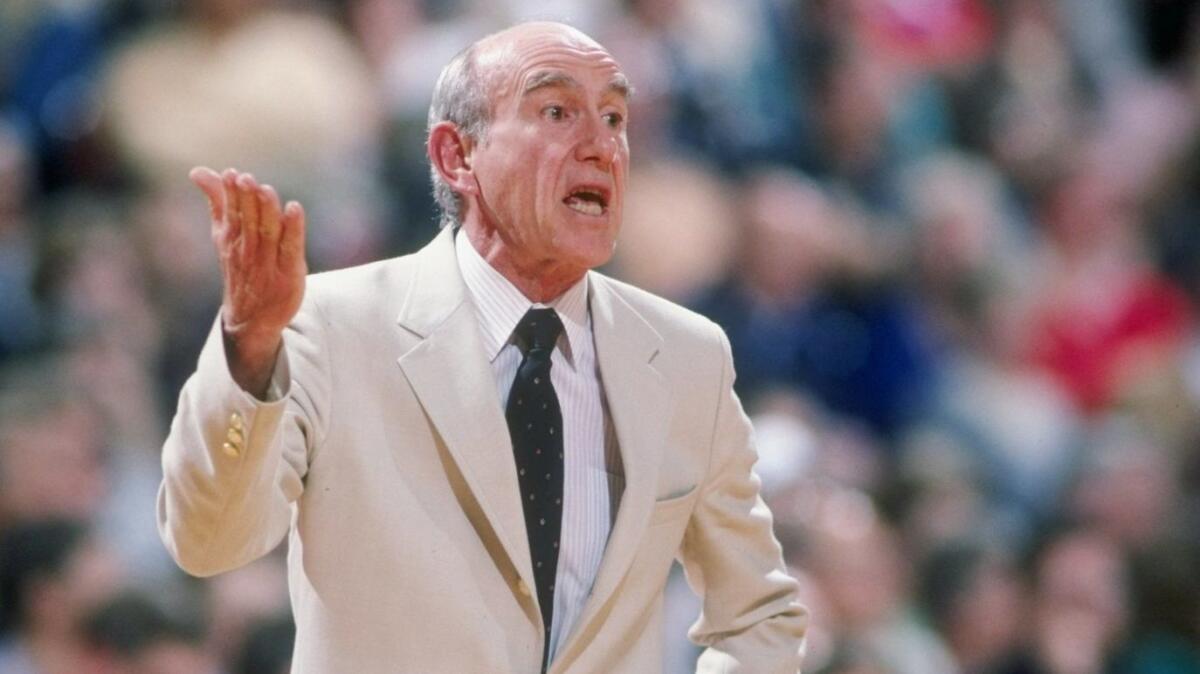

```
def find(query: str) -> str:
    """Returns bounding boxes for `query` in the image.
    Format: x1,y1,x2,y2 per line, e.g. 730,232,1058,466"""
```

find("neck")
463,225,585,303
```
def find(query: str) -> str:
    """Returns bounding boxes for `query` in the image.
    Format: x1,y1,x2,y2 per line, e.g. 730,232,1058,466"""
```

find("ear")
427,121,479,196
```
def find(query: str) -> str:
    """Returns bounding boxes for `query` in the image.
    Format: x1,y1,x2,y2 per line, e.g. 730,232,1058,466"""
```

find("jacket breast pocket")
648,483,698,526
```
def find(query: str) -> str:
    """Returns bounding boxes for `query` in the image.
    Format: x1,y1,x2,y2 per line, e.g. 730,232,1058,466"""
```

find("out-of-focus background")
1,0,1199,672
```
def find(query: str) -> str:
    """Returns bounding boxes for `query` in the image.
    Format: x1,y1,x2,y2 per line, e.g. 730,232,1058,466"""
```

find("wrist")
221,316,282,398
221,310,284,352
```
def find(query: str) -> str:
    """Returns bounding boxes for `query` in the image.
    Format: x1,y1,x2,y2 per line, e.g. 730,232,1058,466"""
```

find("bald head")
476,21,607,59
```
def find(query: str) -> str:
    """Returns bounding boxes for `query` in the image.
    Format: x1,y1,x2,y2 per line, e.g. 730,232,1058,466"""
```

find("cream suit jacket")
158,227,807,673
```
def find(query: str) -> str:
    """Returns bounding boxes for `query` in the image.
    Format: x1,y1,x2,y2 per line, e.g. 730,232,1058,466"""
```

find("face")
466,24,630,278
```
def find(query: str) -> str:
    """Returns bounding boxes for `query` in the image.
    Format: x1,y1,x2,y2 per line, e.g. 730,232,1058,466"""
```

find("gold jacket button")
229,413,244,431
226,427,244,445
222,441,240,458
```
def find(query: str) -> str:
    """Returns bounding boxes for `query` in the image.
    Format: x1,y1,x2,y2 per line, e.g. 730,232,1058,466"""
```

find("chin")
550,249,609,275
559,235,617,271
547,223,617,270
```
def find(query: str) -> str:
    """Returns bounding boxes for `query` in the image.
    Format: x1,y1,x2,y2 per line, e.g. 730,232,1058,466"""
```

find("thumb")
189,166,225,221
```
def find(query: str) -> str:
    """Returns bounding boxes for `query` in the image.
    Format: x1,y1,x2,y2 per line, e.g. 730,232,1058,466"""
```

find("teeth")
565,196,603,216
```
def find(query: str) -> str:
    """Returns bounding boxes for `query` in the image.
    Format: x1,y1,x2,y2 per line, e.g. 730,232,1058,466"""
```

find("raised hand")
190,167,307,397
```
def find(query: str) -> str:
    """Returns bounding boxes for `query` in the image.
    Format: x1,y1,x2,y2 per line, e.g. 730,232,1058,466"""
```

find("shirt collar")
455,229,590,368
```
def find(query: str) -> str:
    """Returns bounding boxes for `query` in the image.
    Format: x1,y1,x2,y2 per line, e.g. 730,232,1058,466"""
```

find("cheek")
532,156,567,210
534,174,560,222
614,142,630,177
612,163,629,212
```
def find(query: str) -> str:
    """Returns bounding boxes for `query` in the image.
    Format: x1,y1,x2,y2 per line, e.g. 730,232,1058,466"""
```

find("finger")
257,183,281,249
222,169,244,248
280,200,307,270
258,184,283,255
236,173,261,260
189,167,224,223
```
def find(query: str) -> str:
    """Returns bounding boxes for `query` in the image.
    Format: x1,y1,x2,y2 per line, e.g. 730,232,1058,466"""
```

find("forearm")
157,319,299,576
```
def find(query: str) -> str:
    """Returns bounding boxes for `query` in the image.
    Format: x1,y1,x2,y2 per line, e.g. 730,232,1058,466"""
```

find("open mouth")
563,185,610,217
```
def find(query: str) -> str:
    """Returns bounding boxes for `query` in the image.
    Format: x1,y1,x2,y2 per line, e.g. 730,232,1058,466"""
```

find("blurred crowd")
1,0,1199,673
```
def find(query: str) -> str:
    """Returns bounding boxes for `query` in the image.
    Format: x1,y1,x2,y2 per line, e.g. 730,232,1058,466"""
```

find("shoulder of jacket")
591,271,726,349
302,251,421,319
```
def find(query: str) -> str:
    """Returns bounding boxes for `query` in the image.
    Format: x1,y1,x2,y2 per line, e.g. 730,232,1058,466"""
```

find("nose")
574,113,620,171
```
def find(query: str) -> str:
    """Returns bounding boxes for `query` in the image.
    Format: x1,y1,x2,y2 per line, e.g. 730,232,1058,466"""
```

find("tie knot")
514,308,564,354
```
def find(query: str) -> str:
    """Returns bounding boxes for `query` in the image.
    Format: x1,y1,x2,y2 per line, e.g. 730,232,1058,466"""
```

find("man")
159,21,806,673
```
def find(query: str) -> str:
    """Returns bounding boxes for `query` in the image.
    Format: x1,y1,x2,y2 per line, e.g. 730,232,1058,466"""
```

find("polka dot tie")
506,307,564,670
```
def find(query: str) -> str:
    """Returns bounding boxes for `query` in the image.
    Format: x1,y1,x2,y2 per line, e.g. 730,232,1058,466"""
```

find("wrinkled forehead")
475,23,627,103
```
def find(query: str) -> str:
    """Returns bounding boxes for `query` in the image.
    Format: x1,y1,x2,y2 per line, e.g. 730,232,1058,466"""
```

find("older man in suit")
159,20,806,673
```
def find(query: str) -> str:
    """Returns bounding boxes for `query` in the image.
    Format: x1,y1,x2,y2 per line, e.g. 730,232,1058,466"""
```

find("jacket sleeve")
680,327,808,673
157,295,333,577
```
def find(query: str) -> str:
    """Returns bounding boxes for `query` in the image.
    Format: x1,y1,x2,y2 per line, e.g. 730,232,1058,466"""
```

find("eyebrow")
522,70,633,100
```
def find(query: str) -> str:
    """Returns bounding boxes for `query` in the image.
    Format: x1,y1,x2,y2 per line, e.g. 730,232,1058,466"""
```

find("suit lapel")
555,275,674,667
394,228,536,606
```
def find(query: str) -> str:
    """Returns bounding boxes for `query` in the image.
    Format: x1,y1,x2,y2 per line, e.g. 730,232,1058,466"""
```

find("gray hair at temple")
427,43,492,229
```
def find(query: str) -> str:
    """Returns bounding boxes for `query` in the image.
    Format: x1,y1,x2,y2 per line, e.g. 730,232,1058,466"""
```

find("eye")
543,105,566,121
603,111,625,129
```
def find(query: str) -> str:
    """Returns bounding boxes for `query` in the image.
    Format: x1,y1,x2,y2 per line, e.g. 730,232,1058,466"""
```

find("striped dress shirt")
455,230,622,663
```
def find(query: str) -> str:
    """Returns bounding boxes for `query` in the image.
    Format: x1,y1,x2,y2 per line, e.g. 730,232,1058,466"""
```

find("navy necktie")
506,308,565,669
